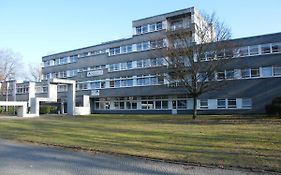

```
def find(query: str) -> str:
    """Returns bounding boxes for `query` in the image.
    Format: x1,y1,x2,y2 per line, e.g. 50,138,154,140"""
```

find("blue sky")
0,0,281,65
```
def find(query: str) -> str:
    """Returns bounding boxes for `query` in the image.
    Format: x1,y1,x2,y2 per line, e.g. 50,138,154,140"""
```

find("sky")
0,0,281,66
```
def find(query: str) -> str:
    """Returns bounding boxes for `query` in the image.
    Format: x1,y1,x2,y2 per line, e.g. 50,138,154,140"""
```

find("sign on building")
87,70,103,77
91,90,100,96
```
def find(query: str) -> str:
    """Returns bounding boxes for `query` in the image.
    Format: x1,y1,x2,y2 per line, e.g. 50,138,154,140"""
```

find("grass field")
0,114,280,172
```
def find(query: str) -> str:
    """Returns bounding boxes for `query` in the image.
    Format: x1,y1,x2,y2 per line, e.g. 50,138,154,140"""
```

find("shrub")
40,106,51,114
40,106,58,114
49,106,58,114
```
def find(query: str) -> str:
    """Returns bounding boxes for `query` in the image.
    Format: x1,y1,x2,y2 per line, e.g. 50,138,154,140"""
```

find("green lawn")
0,114,280,172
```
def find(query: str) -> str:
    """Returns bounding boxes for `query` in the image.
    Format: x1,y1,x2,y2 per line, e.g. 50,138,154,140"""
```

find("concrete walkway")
0,139,278,175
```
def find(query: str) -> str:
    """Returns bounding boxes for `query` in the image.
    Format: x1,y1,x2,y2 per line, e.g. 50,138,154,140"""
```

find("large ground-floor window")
93,96,252,110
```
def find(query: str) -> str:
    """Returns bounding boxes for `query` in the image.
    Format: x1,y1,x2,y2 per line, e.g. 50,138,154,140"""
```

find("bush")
265,97,281,116
40,106,58,114
0,106,17,115
40,106,51,114
50,106,58,114
8,106,17,114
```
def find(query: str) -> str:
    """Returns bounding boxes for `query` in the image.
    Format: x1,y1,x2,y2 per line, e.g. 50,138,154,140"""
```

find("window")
242,98,252,108
150,23,156,32
136,26,141,34
120,45,133,53
142,25,148,33
206,51,216,60
261,67,273,77
121,46,127,53
143,59,150,67
70,55,78,63
127,45,132,52
272,43,281,53
228,99,237,108
177,100,187,109
217,71,225,80
126,79,133,87
150,39,164,49
171,20,183,30
249,45,259,55
120,63,127,70
136,22,162,35
162,101,168,109
101,82,105,88
273,67,281,76
156,22,163,30
126,102,131,109
126,101,137,109
127,61,133,69
261,44,271,54
121,80,127,87
132,102,137,109
78,83,88,90
136,43,142,51
217,99,226,109
226,70,234,79
79,52,89,58
234,69,241,79
239,47,249,57
109,80,115,88
251,68,260,78
155,101,162,109
112,64,120,71
150,77,158,85
216,50,225,59
137,78,144,85
109,47,121,55
241,68,251,78
90,82,100,89
225,49,234,58
151,58,157,67
114,80,120,88
156,57,164,65
198,72,207,82
137,60,143,68
120,102,125,109
144,78,150,85
143,42,150,50
200,99,208,109
141,101,154,109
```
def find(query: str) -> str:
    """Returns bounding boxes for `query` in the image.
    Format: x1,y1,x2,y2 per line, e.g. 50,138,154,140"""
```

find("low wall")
74,107,91,115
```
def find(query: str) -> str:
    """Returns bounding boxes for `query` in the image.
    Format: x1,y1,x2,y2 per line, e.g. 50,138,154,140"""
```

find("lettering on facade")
91,90,100,96
87,70,103,77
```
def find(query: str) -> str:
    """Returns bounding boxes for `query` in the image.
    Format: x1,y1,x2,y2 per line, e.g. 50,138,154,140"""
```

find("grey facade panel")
98,85,186,98
132,7,194,27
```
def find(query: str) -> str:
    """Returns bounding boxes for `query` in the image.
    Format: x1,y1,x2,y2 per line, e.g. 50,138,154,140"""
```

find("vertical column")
17,103,27,117
29,98,40,117
82,95,90,107
28,82,36,108
67,82,75,115
60,102,65,114
12,81,17,101
48,83,57,100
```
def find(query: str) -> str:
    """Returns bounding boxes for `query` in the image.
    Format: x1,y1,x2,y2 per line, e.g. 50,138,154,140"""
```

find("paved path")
0,139,278,175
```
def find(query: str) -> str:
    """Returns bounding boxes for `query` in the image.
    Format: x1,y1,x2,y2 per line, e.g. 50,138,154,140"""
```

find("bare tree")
0,49,22,103
164,12,233,119
25,63,43,82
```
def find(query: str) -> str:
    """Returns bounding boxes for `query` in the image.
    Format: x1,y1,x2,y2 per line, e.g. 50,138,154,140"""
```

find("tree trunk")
192,97,197,120
5,82,8,112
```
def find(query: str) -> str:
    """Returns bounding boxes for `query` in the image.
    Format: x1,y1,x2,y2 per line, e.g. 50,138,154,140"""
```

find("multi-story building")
1,7,281,114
